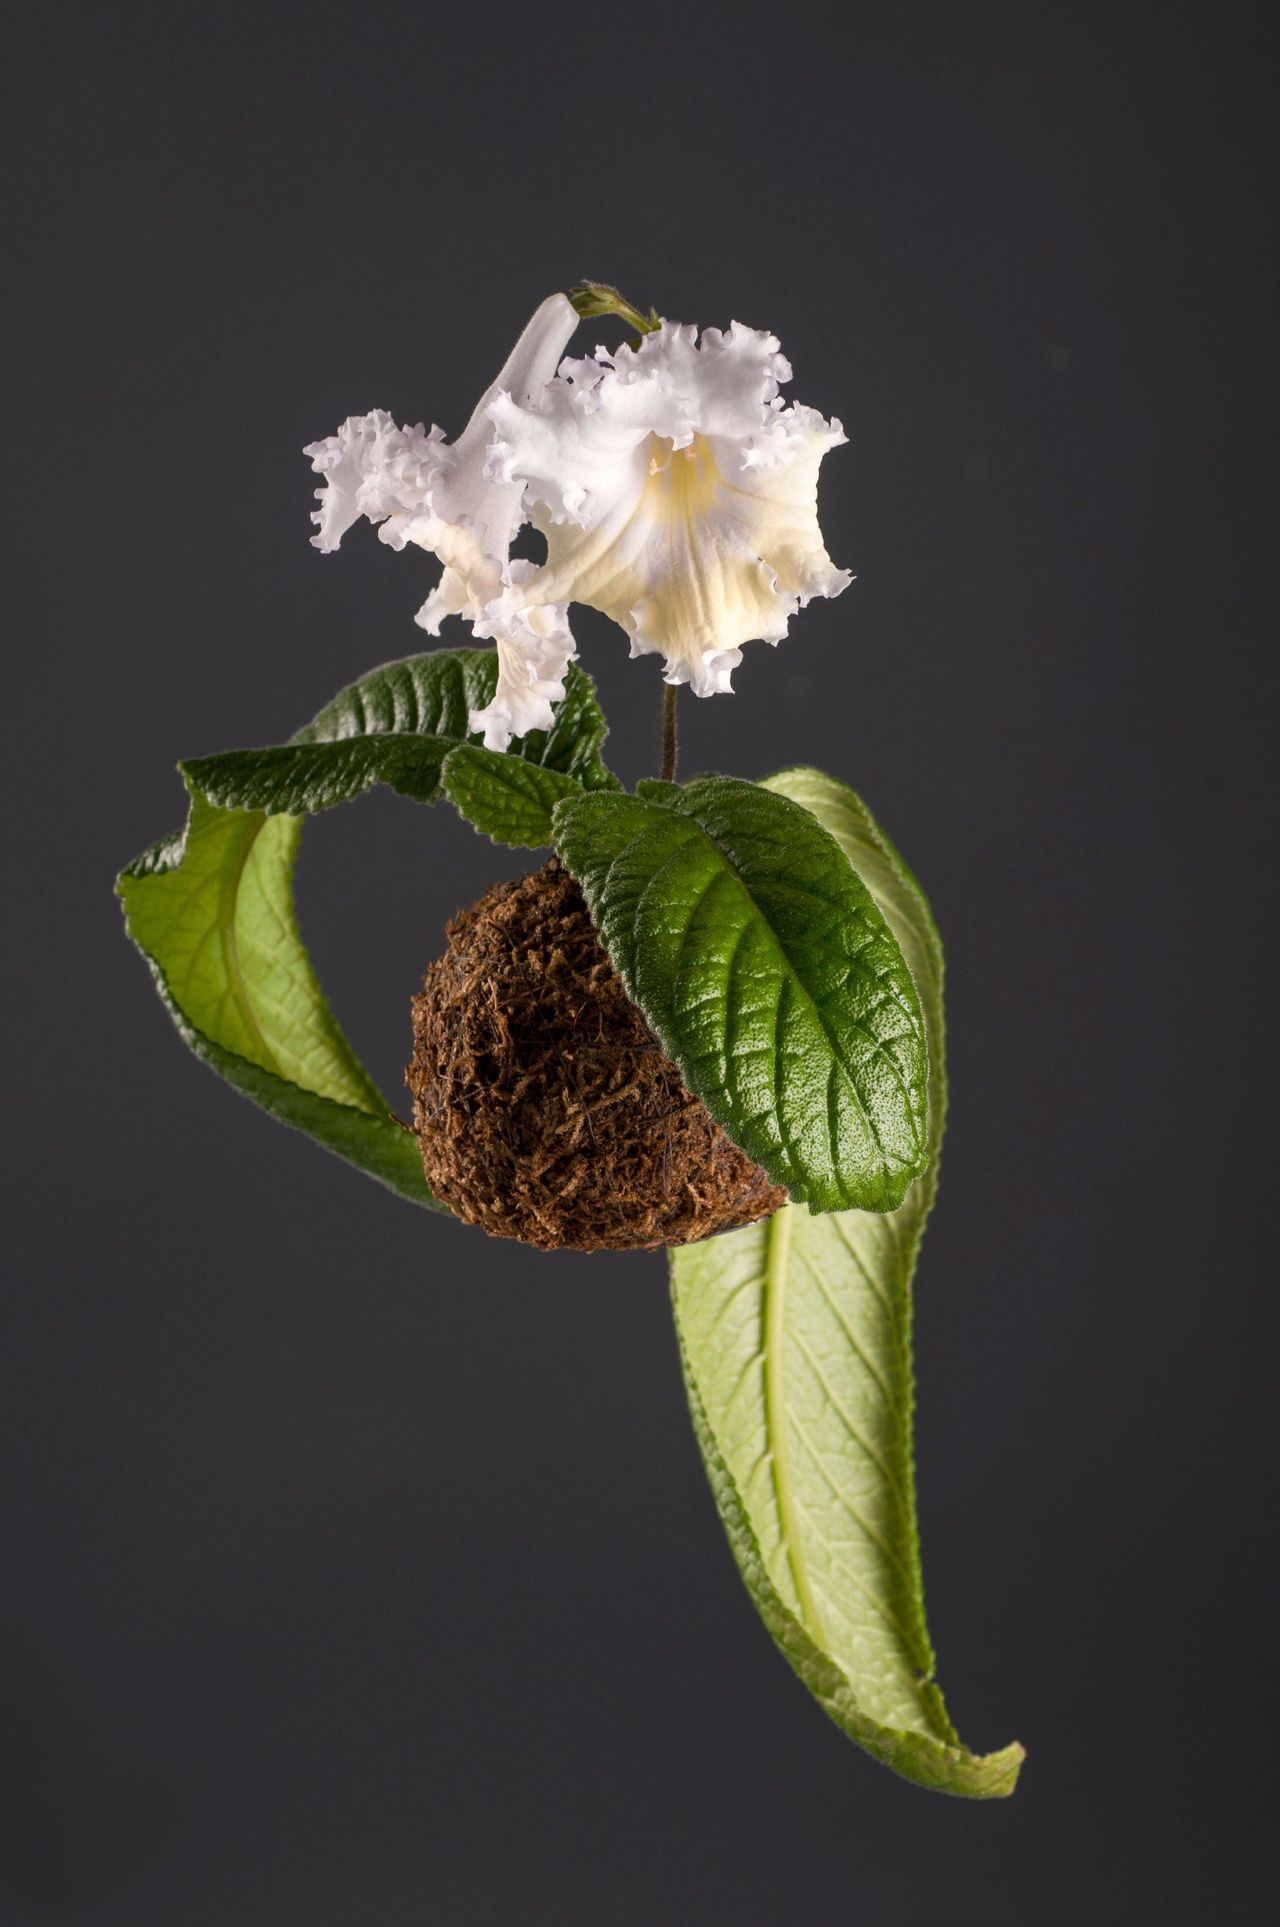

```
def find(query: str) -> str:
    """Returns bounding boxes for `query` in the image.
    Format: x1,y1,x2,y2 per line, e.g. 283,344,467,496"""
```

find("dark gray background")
4,1,1275,1921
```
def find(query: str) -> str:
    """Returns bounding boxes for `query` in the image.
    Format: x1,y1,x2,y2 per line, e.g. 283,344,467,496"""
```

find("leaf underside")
552,775,929,1214
118,650,619,1200
670,767,1023,1797
119,787,443,1207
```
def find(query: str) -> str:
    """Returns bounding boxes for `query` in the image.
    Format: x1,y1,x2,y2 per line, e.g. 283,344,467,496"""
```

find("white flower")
486,319,852,696
304,293,579,749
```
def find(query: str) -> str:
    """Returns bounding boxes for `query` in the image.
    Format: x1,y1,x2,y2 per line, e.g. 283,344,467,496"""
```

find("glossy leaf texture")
183,651,618,817
118,783,442,1207
552,776,929,1213
670,767,1023,1797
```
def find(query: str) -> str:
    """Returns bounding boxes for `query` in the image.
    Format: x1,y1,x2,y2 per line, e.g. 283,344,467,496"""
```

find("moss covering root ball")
406,863,786,1251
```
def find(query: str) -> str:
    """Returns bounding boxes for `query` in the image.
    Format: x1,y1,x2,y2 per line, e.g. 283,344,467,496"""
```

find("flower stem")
660,683,679,784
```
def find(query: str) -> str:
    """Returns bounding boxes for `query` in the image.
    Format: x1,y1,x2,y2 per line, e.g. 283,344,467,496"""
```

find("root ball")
406,863,786,1251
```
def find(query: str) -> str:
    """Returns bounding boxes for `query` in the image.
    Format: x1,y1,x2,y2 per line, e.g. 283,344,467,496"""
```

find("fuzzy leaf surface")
670,767,1022,1796
118,781,442,1209
552,775,928,1213
441,746,584,847
183,651,618,816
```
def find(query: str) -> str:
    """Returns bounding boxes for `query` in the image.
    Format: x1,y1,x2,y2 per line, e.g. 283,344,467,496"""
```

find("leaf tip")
962,1737,1026,1800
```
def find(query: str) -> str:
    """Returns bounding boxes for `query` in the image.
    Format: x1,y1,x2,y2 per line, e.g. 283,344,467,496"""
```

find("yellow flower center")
639,434,724,530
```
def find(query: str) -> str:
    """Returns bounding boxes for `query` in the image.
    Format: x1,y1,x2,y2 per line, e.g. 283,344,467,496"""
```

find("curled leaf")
670,767,1023,1797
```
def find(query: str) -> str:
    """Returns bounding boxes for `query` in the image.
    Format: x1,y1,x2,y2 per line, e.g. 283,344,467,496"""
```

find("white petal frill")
303,294,579,740
303,411,445,556
486,320,851,696
466,563,578,751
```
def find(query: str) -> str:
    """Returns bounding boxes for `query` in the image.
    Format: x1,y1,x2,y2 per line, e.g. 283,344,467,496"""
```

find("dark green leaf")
551,775,929,1213
670,767,1023,1797
441,746,585,847
118,781,443,1210
183,650,618,817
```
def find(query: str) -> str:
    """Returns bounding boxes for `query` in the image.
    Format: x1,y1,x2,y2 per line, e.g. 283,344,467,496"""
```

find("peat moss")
407,863,786,1251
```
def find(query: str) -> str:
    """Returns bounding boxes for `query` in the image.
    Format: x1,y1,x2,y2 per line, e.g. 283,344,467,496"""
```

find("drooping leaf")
551,775,928,1214
118,782,442,1209
440,745,584,848
118,650,622,1201
669,766,1023,1797
183,650,618,817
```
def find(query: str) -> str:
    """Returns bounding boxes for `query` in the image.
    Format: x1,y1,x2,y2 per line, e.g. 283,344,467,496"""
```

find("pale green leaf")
670,766,1023,1797
118,651,620,1204
118,781,441,1210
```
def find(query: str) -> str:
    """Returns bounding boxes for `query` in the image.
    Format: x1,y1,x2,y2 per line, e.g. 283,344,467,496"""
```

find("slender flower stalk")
660,684,679,784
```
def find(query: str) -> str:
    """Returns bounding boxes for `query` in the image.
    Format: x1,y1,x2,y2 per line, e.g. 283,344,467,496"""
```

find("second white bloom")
304,294,579,749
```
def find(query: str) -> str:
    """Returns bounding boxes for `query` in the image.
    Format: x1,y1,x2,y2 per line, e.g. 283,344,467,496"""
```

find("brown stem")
660,683,679,784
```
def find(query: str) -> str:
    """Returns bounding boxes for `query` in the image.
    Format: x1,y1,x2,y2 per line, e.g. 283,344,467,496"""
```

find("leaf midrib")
649,805,920,1174
195,735,452,809
763,1202,826,1642
215,812,281,1078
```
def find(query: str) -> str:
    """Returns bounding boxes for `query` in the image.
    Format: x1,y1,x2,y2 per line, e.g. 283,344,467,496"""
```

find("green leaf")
118,780,443,1210
670,767,1023,1797
118,649,622,1201
440,746,585,847
551,775,929,1214
183,650,618,817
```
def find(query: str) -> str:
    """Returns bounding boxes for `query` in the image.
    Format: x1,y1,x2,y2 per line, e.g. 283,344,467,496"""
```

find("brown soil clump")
407,863,787,1251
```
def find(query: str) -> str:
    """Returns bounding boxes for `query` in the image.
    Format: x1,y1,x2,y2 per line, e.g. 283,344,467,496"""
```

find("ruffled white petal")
305,295,580,744
306,302,848,735
466,563,577,752
413,564,473,635
423,292,579,571
306,294,576,575
488,319,850,694
303,411,444,554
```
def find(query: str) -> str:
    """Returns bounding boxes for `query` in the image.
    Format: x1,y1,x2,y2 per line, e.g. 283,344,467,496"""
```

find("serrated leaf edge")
551,778,929,1213
673,1300,1023,1798
440,746,587,849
